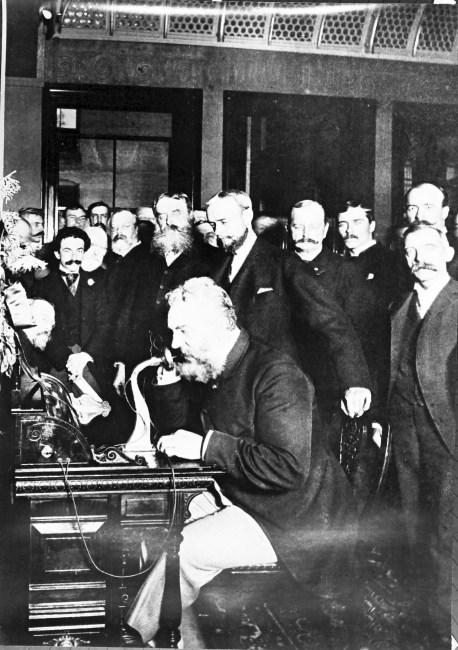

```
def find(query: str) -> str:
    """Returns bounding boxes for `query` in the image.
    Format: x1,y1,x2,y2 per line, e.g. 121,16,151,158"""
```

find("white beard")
152,227,193,257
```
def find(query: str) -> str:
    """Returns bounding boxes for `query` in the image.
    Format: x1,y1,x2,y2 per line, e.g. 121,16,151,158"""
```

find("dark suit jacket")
299,247,380,406
35,267,110,372
149,330,354,581
389,278,458,454
213,237,371,393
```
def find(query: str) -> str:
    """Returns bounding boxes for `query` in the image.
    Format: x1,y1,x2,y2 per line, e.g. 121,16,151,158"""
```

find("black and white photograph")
0,1,457,649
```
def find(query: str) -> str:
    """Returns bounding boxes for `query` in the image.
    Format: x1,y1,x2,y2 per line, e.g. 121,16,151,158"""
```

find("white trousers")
126,490,277,644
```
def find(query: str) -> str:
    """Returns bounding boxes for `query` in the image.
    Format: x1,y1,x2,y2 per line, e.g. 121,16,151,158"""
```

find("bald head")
290,200,328,261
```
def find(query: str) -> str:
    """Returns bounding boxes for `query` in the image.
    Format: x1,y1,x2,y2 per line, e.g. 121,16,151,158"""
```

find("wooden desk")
13,460,224,647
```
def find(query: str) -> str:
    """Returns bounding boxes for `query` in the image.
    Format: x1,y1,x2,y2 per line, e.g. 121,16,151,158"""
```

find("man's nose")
171,331,182,349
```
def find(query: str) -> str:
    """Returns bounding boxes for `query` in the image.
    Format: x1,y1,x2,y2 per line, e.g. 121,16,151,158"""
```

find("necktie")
63,272,79,296
219,253,234,292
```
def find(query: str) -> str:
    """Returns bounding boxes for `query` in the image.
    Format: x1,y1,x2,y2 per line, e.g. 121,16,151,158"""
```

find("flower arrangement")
0,172,47,376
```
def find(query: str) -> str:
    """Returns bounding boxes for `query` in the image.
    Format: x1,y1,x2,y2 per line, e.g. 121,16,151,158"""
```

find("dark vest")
60,278,83,349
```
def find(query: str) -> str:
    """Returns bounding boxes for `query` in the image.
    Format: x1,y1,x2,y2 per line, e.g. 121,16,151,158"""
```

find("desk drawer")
121,493,169,523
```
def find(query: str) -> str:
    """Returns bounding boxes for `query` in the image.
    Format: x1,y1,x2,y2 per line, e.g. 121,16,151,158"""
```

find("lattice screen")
417,5,458,54
57,1,458,64
168,0,215,36
373,4,419,51
114,0,162,34
62,1,106,30
224,1,269,40
320,9,366,48
270,3,315,44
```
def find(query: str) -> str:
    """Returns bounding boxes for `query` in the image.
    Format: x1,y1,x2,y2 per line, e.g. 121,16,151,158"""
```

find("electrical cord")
58,453,178,579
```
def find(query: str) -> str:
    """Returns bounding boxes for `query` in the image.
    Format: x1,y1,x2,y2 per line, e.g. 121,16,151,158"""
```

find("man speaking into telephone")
125,277,355,647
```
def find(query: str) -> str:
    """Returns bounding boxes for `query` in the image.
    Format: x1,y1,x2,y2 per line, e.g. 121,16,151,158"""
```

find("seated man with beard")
125,277,355,647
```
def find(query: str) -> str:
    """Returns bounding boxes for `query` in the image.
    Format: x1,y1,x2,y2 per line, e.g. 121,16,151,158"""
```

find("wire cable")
58,454,177,579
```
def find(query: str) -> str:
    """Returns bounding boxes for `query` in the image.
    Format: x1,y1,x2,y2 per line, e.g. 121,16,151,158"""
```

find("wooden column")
201,87,224,205
374,100,393,244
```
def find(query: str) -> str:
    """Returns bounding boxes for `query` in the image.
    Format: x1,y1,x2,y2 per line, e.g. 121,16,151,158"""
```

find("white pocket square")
257,287,273,294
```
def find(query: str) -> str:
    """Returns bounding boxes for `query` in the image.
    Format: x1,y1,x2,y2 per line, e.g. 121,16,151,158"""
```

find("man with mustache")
34,227,110,393
338,199,397,416
388,222,457,647
289,200,379,447
125,277,355,647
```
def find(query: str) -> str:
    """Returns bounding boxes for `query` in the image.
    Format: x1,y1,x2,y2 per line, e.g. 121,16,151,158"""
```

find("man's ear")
323,222,330,238
442,205,450,222
369,220,376,234
445,243,455,264
54,250,60,261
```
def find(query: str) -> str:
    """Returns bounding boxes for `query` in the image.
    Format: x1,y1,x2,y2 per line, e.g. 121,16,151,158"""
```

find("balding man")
289,200,377,434
208,190,371,420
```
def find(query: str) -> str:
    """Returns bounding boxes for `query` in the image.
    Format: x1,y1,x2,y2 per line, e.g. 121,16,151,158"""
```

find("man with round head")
34,226,110,393
87,201,110,228
125,277,354,648
289,200,380,440
290,200,329,262
64,204,87,230
207,189,372,420
110,209,140,258
389,221,457,645
405,182,449,229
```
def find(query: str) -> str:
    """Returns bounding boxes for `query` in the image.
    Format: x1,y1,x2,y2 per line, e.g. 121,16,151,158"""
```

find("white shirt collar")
165,250,181,267
348,238,376,257
229,229,257,282
414,273,450,318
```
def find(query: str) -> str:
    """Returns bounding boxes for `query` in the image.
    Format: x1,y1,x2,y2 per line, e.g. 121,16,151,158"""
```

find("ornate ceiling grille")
56,1,458,65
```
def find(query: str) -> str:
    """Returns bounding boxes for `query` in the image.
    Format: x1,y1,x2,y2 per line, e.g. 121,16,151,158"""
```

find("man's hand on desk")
341,387,371,418
157,430,202,459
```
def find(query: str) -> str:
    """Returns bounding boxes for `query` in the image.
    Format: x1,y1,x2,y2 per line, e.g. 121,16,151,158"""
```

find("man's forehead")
112,211,135,226
291,205,324,222
67,209,85,217
61,236,85,249
338,206,369,222
156,197,188,214
405,228,442,247
91,206,108,214
408,184,443,204
208,196,240,218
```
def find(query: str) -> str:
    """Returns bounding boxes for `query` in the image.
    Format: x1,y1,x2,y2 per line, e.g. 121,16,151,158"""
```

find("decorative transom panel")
62,1,106,30
270,3,315,43
168,0,215,36
320,9,366,47
224,1,269,40
373,4,419,51
114,0,162,33
417,5,458,53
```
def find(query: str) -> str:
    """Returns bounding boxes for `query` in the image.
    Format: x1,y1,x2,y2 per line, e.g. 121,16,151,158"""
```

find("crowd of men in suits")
13,181,457,648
